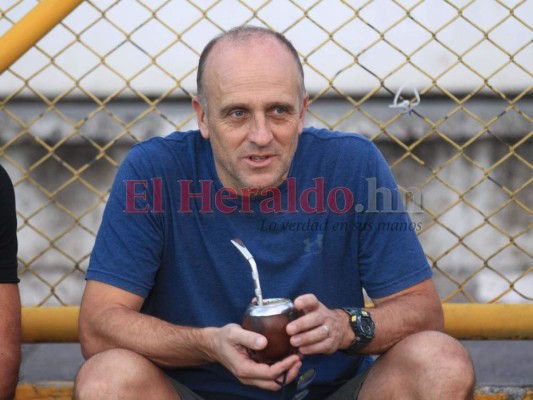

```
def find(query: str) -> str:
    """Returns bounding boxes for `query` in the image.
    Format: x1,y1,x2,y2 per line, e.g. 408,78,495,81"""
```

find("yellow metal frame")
443,304,533,340
21,304,533,343
0,0,83,73
22,307,79,343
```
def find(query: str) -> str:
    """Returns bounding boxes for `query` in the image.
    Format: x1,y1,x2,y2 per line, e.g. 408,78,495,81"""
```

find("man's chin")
238,179,286,196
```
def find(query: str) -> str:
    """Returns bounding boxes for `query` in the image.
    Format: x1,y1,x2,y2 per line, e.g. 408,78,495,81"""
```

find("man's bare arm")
0,284,21,400
288,278,443,356
79,280,221,367
358,277,444,354
79,280,302,391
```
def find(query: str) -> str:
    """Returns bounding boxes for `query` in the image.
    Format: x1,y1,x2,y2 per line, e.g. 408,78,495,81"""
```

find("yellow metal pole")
0,0,84,74
22,306,79,343
443,303,533,340
20,304,533,342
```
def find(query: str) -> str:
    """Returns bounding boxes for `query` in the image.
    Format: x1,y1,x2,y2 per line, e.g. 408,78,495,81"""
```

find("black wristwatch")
341,307,375,355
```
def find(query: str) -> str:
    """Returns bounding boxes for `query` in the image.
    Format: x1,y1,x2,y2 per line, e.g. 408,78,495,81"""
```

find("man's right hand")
79,281,302,392
207,323,302,391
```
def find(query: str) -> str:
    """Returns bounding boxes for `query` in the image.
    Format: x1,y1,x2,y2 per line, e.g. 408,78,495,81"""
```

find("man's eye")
231,110,245,118
274,106,287,114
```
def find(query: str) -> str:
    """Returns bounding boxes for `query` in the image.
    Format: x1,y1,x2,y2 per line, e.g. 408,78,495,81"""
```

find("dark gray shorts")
170,367,370,400
325,367,370,399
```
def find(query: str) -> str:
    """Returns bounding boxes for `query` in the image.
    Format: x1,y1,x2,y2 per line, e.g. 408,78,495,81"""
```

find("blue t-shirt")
87,127,432,399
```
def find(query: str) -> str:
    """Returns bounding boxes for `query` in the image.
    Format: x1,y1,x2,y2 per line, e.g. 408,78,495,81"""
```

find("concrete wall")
1,96,531,306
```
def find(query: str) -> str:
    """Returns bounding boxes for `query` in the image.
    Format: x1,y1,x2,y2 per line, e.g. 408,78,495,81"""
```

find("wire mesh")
0,0,531,306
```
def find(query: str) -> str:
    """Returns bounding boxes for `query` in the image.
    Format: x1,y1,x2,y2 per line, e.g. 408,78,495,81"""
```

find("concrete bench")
16,304,533,400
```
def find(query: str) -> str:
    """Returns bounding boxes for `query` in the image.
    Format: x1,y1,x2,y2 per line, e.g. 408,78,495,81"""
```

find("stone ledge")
15,382,533,400
475,386,533,400
16,382,73,400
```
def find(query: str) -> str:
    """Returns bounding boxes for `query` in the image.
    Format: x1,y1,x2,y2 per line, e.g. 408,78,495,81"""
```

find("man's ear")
192,97,209,139
298,93,309,134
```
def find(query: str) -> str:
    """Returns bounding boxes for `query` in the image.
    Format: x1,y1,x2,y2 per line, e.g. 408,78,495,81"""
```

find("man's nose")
248,114,273,146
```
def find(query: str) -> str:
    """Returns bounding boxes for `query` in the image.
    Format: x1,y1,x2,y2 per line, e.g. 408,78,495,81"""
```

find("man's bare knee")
361,331,475,400
396,331,475,398
428,332,476,398
74,349,149,400
74,349,180,400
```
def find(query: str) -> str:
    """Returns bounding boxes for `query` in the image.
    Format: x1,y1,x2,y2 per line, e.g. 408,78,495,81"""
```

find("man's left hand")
286,294,353,355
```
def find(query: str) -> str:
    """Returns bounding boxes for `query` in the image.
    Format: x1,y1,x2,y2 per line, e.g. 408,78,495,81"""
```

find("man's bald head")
196,26,305,111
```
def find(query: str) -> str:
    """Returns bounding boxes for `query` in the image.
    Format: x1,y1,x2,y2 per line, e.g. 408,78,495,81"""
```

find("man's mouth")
250,156,269,161
244,154,274,168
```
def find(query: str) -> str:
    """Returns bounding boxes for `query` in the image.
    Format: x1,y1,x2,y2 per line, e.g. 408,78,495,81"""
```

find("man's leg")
74,348,181,400
358,331,475,400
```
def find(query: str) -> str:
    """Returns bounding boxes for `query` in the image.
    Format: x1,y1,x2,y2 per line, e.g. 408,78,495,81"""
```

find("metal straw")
231,238,264,306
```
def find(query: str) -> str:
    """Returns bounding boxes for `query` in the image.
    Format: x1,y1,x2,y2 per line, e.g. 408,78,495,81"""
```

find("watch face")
361,321,373,335
357,312,375,339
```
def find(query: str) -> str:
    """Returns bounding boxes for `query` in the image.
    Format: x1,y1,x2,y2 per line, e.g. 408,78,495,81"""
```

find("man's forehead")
213,32,281,53
200,32,303,107
205,34,295,75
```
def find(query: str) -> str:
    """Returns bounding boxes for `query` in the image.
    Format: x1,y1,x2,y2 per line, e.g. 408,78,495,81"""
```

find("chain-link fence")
0,0,531,307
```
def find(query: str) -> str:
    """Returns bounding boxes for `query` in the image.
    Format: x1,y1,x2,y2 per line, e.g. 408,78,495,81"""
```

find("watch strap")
341,307,375,355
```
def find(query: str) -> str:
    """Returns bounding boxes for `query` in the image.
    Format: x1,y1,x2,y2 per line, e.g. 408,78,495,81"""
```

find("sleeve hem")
365,267,433,299
85,270,151,299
